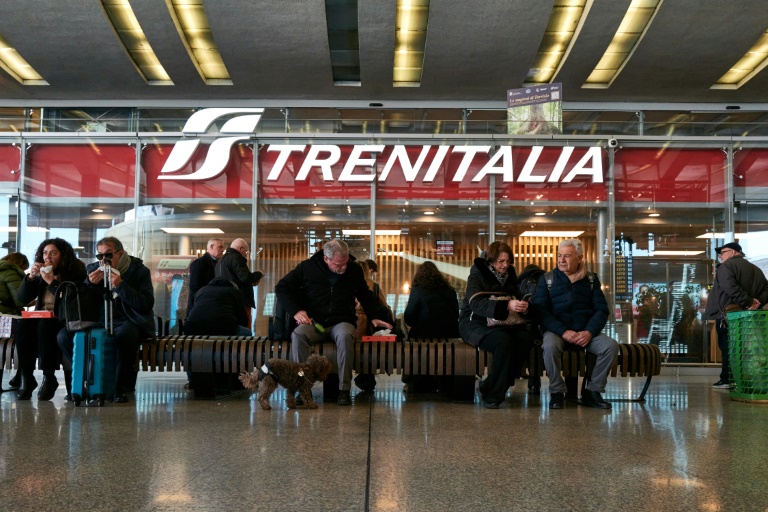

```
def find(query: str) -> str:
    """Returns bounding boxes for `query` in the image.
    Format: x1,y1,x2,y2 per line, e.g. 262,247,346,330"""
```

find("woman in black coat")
458,242,534,408
404,261,459,339
16,238,87,400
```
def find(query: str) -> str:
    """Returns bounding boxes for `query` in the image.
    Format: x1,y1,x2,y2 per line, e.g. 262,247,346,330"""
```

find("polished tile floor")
2,369,768,512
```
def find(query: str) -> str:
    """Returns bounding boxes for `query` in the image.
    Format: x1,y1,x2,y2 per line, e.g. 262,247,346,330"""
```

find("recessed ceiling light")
203,209,215,214
343,229,402,236
424,211,435,215
161,228,224,234
312,210,323,215
582,0,663,89
393,0,430,87
712,26,768,89
535,212,546,216
92,208,104,213
649,251,704,256
648,213,660,217
0,33,48,85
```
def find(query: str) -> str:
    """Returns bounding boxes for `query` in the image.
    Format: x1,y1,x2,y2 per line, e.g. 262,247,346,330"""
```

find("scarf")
487,264,508,285
114,253,131,277
567,263,586,284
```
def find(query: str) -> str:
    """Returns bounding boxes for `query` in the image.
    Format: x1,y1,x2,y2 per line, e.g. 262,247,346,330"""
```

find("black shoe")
65,394,73,402
8,372,21,389
581,390,611,409
482,399,500,409
337,390,351,406
712,379,731,389
549,392,565,409
16,375,38,400
37,376,59,401
113,393,129,403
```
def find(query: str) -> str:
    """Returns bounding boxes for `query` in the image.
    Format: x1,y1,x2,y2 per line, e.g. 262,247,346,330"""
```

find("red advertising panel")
614,148,725,203
735,149,768,190
143,144,253,199
25,144,135,198
0,144,20,182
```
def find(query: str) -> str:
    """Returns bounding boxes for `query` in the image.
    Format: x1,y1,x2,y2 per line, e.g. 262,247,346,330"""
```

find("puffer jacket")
533,267,608,337
458,258,527,347
275,250,389,327
404,283,460,339
0,260,26,314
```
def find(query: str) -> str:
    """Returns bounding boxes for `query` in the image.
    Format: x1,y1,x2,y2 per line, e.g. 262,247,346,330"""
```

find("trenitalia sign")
157,108,603,189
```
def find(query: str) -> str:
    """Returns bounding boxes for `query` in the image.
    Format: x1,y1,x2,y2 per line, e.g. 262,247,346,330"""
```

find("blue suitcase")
71,328,117,406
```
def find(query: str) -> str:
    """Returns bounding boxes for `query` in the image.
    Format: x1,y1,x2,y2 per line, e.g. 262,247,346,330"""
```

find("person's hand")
749,298,760,310
40,265,55,285
294,310,311,325
88,268,105,285
110,272,122,289
372,319,393,330
508,299,528,314
562,330,579,344
28,262,43,280
252,269,264,286
572,330,593,347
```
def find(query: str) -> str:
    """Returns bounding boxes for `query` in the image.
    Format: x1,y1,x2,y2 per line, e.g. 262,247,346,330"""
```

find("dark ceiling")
1,0,768,108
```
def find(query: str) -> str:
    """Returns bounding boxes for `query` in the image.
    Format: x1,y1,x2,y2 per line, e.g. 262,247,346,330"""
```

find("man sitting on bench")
533,239,618,410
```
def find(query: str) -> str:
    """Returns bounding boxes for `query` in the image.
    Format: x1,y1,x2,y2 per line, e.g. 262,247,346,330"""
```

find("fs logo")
158,108,263,181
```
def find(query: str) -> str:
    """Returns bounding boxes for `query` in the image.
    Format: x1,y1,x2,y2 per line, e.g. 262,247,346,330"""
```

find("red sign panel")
0,144,20,183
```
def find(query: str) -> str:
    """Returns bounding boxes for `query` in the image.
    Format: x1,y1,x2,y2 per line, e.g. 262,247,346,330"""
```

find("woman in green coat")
0,252,30,390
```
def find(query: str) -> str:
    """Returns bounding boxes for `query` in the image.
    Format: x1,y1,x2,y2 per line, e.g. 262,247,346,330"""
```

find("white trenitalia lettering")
379,145,431,182
451,146,491,182
517,146,545,183
338,145,385,181
266,145,306,181
422,145,451,182
562,146,603,183
472,146,513,182
546,146,575,182
297,145,342,181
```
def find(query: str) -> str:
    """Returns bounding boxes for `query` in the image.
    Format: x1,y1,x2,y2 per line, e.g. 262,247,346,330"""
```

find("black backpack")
54,281,102,332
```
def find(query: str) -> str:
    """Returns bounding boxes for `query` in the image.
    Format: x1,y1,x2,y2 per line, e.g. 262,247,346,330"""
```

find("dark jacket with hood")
187,251,218,312
458,257,527,347
704,255,768,320
215,248,262,309
184,277,248,335
85,256,155,338
275,251,389,328
533,267,608,337
0,259,28,314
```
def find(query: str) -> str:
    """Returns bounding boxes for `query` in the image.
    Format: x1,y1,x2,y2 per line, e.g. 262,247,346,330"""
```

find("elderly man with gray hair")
275,239,393,405
533,239,619,410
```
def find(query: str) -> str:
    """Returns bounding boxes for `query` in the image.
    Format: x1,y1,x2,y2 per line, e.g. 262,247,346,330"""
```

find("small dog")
239,354,333,410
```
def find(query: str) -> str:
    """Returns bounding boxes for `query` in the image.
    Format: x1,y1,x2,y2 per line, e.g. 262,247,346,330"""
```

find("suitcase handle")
87,353,95,386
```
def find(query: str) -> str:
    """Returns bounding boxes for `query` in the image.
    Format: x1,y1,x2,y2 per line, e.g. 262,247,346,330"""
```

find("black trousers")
478,325,534,403
716,321,729,382
16,317,64,377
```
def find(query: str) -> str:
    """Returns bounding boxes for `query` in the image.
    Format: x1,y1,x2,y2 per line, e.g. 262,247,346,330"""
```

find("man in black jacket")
186,237,225,313
58,236,155,403
704,242,768,388
275,239,392,405
215,238,263,329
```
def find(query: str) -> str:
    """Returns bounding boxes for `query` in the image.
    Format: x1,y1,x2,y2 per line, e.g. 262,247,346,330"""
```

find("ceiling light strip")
165,0,232,85
0,33,48,85
393,0,430,88
101,0,173,85
712,28,768,89
525,0,593,85
582,0,663,89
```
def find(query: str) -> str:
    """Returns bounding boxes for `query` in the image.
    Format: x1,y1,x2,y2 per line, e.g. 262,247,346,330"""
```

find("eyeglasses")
96,251,118,261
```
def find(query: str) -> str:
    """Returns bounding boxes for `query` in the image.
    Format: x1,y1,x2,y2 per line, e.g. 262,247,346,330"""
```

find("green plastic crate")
727,310,768,401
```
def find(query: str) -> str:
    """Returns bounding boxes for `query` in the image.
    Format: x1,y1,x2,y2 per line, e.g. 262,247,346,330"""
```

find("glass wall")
5,125,765,364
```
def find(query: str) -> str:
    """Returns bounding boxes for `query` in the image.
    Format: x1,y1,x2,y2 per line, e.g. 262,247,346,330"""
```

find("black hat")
715,242,743,254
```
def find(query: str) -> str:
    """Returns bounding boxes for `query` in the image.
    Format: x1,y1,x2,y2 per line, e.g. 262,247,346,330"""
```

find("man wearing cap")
704,242,768,388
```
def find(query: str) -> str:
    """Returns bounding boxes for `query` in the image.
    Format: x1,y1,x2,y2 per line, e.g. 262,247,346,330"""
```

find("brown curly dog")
239,354,333,410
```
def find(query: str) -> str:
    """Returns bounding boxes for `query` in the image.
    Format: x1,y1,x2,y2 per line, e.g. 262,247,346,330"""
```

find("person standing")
704,242,768,388
275,239,392,405
533,239,618,410
215,238,262,330
186,237,225,313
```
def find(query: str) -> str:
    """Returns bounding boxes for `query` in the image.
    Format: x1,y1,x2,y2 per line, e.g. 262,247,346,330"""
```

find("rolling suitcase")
70,260,117,406
71,328,117,406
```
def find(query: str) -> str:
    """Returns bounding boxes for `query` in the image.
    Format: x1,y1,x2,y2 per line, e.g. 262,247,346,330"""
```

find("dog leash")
258,361,306,387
